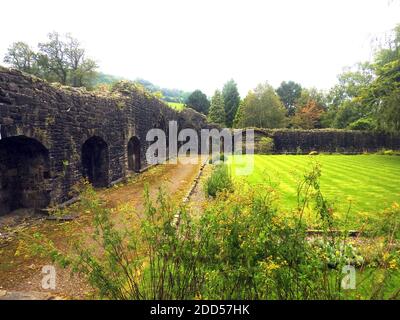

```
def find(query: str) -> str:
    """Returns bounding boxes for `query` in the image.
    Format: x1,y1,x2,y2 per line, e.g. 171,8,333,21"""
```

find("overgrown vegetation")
204,163,233,197
257,137,275,154
22,163,400,300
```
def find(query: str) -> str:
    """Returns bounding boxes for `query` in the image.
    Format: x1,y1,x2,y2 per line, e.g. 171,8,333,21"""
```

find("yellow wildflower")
389,259,397,270
382,252,390,262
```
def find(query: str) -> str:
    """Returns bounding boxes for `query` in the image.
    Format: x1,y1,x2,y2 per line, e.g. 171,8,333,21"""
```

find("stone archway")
81,136,109,187
0,136,51,216
127,136,141,173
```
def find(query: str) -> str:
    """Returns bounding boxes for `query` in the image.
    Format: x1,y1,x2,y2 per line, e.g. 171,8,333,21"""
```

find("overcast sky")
1,0,399,96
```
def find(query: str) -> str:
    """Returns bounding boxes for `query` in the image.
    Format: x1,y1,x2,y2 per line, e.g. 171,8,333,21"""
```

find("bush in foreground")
23,165,400,300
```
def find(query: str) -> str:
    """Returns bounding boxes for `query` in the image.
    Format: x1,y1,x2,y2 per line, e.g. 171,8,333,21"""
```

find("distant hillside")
135,78,190,103
94,72,190,103
93,73,125,85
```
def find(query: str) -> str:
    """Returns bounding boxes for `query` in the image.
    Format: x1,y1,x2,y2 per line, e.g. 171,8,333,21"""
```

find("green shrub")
258,137,275,154
364,203,400,239
75,186,206,299
348,118,376,131
204,163,232,197
208,153,228,164
220,154,228,162
384,149,394,156
376,149,400,156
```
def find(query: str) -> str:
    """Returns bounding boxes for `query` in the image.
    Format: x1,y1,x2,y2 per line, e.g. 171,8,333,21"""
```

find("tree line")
3,32,191,102
185,24,400,133
3,32,98,88
3,24,399,133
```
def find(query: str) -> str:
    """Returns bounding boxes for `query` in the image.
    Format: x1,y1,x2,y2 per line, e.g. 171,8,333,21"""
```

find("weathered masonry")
0,68,210,216
250,129,400,154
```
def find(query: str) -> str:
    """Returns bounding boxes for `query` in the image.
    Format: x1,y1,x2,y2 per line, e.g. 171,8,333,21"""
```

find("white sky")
0,0,399,96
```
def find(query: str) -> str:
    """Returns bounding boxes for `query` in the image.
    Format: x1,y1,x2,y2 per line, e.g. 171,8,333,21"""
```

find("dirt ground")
0,157,203,299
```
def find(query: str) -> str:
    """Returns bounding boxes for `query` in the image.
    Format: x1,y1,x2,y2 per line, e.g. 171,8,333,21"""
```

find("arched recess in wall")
127,136,141,173
0,135,51,216
81,136,109,187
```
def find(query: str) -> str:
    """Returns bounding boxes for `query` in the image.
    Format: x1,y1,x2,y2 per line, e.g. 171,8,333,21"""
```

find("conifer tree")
222,79,240,127
208,90,226,126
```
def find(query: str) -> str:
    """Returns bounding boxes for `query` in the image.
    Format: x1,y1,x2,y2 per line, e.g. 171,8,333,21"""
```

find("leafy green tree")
328,63,374,106
222,79,240,127
361,24,400,132
325,63,374,128
4,32,98,88
38,32,98,87
374,24,400,67
276,81,302,116
185,90,210,114
37,32,70,84
332,100,363,129
348,118,376,131
3,42,38,74
64,34,98,87
208,90,226,126
236,83,287,128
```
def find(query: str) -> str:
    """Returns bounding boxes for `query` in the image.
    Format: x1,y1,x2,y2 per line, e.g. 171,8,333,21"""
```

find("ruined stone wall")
0,68,210,212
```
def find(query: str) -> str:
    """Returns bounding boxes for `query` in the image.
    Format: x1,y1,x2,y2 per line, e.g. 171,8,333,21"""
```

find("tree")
361,24,400,132
208,90,226,126
325,63,374,128
276,81,302,116
222,79,240,127
185,90,210,114
348,118,376,131
328,63,374,106
235,83,287,128
38,32,98,87
3,42,38,74
37,32,70,84
233,100,245,128
64,34,97,87
291,100,325,129
296,87,327,110
3,32,98,88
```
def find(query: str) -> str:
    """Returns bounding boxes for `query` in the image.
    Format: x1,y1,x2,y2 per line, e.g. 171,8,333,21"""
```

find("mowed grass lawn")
228,155,400,225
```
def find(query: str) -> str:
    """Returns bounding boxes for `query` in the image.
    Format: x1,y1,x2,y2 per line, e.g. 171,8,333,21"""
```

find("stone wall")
252,129,400,154
0,67,211,214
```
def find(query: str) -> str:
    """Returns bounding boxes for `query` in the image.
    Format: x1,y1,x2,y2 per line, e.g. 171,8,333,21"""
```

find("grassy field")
228,154,400,225
167,102,185,111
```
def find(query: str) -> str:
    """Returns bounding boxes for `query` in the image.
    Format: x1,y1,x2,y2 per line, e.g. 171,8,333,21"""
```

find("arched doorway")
0,136,51,216
127,136,141,173
81,136,109,187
